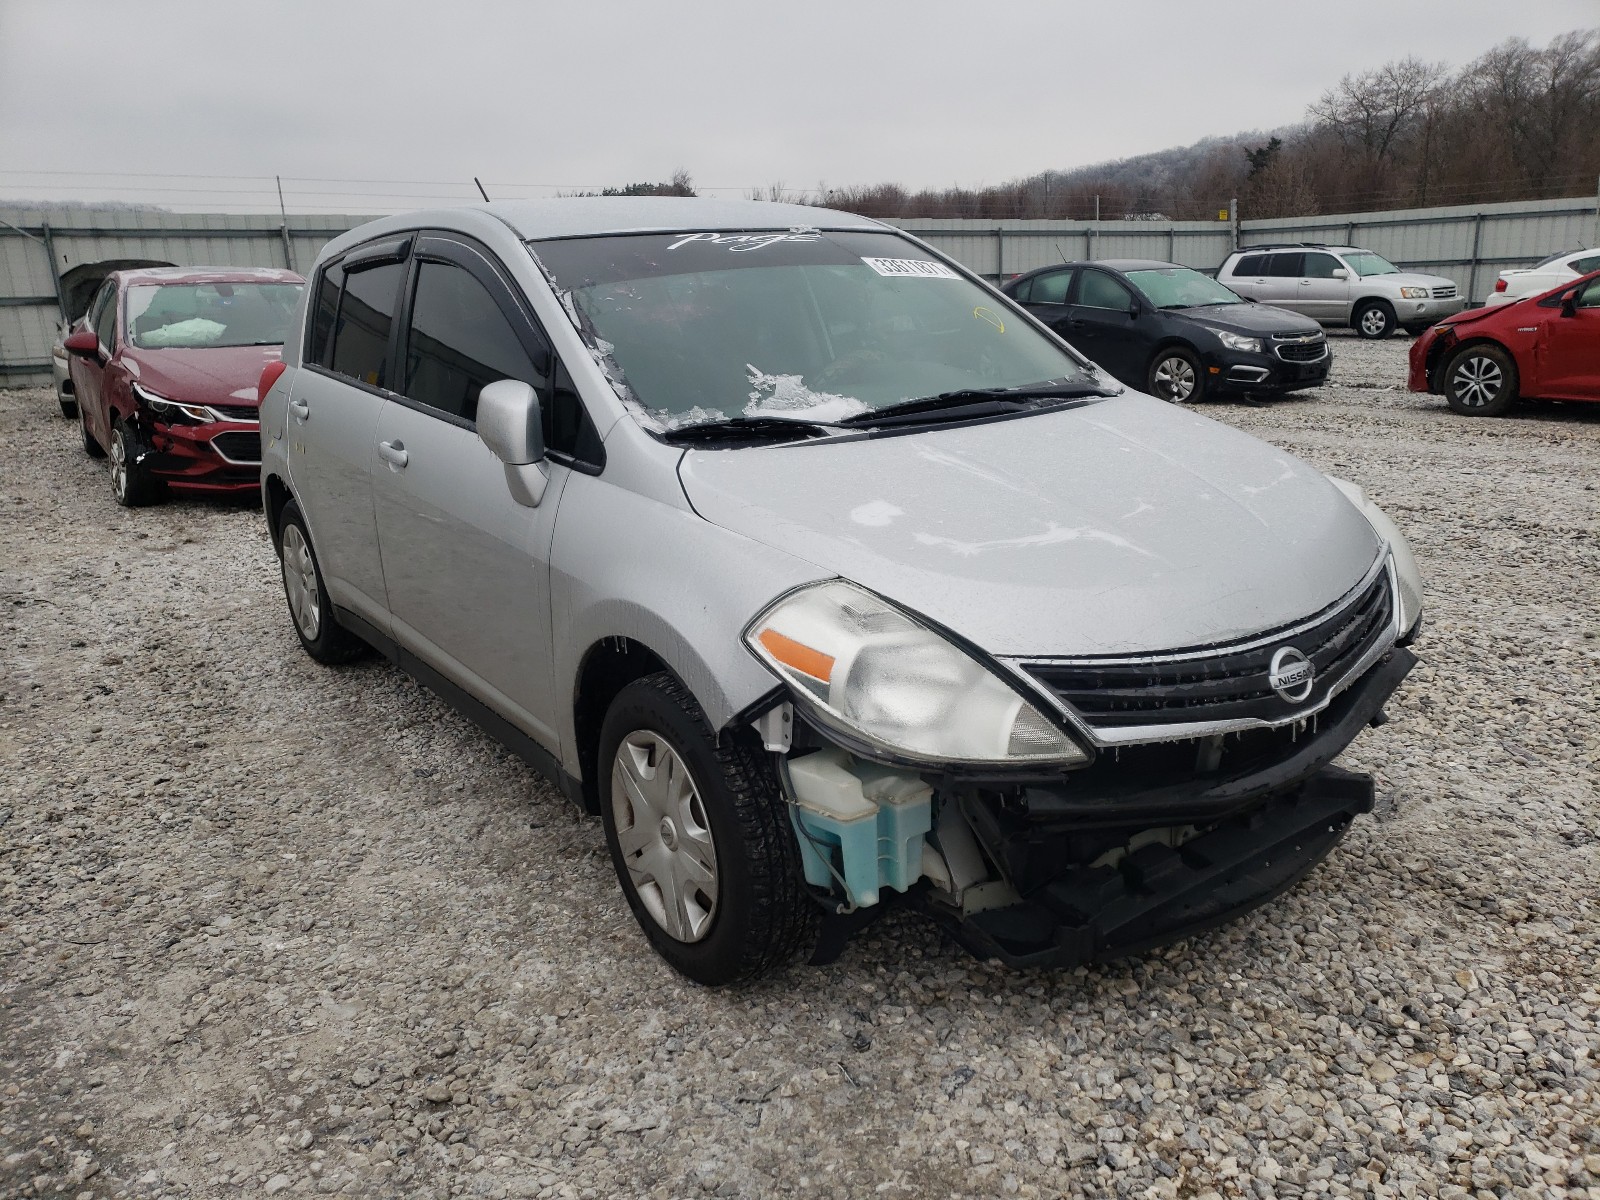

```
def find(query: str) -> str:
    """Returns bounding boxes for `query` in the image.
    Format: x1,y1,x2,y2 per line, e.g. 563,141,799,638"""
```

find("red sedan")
1409,267,1600,416
64,266,304,505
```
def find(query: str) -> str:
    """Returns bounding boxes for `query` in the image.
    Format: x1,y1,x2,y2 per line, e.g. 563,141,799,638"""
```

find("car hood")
1180,303,1322,336
679,394,1383,656
123,344,282,407
1370,272,1456,290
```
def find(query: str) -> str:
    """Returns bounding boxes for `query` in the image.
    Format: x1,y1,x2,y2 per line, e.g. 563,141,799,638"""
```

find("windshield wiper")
837,382,1112,428
660,416,834,445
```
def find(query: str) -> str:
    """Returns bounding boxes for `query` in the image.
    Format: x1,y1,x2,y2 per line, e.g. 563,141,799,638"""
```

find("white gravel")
2,336,1598,1200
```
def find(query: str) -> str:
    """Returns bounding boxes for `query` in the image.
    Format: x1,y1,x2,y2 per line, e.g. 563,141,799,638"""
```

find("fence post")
1594,174,1599,245
994,227,1004,280
1168,224,1176,262
1229,197,1239,250
1467,212,1485,304
40,223,68,324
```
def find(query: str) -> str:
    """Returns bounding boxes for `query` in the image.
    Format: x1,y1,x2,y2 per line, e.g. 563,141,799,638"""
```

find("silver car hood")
678,394,1382,656
1382,272,1456,289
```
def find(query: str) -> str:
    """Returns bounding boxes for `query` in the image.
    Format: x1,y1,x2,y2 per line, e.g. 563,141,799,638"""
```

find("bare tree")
1464,31,1600,195
1309,57,1448,161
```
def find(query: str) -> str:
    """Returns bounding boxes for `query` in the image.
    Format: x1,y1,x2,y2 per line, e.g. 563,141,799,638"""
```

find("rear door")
1254,253,1305,310
1223,253,1270,300
1296,251,1350,322
1014,268,1077,342
73,281,117,445
370,232,583,748
1064,268,1144,380
285,236,411,626
1539,274,1600,399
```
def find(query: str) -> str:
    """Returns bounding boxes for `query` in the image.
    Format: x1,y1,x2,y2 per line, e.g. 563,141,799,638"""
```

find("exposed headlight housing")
1216,331,1262,353
745,580,1088,767
1399,287,1430,299
134,381,215,424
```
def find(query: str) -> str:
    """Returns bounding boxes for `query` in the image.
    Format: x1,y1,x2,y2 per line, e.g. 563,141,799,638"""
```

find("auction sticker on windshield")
862,258,959,279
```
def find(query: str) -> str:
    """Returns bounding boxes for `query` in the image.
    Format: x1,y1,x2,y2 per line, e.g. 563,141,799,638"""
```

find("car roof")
115,266,305,287
482,197,886,240
1095,259,1185,272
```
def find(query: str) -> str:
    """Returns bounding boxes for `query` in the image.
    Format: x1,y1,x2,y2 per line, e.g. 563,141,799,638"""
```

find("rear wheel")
109,418,159,507
57,384,78,419
1354,300,1396,339
276,500,368,664
1443,343,1519,417
1146,348,1204,404
598,672,816,985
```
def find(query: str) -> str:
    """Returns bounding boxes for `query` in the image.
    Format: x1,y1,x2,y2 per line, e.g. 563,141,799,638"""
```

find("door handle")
1298,280,1313,286
377,440,408,469
287,398,309,421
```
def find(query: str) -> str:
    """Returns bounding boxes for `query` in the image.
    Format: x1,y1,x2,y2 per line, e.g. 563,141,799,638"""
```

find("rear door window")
1233,254,1268,276
1263,253,1305,277
306,262,344,366
1027,269,1074,305
329,262,404,389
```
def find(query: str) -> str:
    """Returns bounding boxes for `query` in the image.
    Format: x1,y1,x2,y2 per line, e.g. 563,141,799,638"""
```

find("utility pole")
275,176,295,272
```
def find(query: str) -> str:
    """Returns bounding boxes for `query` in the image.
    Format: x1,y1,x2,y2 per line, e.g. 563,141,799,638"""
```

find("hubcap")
280,524,322,640
611,731,718,944
1153,356,1196,402
1360,308,1388,336
1452,356,1502,408
109,429,127,500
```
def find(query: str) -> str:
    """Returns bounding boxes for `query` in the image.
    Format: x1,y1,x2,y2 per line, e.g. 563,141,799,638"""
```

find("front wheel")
1354,301,1396,339
1442,343,1519,417
599,673,816,985
1146,348,1204,403
109,418,159,507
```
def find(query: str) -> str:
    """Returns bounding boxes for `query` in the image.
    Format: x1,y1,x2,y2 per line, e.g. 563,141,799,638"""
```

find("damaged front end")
752,558,1417,969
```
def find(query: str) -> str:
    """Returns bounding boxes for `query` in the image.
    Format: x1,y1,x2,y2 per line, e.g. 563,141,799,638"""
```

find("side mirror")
1128,299,1143,318
64,330,101,358
476,379,548,507
1332,268,1350,280
1560,290,1579,316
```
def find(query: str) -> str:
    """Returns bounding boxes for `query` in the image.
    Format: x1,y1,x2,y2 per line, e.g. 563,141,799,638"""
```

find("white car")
1485,248,1600,307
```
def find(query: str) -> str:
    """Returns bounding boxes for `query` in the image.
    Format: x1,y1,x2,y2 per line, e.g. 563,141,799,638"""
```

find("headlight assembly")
745,580,1088,767
134,382,215,424
1216,331,1262,353
1400,287,1429,299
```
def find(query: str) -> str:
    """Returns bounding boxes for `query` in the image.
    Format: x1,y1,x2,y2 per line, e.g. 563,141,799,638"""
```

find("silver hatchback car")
261,199,1423,985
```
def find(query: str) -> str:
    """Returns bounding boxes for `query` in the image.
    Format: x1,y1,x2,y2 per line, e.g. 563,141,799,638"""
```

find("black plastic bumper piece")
944,762,1376,969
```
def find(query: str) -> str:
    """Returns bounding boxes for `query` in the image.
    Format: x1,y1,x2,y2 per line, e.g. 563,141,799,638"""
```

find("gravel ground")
2,336,1598,1200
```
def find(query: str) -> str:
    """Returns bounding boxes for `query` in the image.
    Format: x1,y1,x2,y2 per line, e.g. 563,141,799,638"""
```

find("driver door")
370,233,572,749
73,281,118,446
1539,275,1600,400
1063,268,1144,381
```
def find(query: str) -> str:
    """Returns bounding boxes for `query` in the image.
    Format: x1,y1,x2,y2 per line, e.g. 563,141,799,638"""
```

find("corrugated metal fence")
4,194,1598,385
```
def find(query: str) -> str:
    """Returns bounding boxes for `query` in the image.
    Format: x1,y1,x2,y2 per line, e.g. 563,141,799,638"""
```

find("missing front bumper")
940,762,1375,969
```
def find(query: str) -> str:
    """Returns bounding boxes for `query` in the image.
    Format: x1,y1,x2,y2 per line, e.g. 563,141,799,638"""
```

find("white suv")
1216,244,1464,339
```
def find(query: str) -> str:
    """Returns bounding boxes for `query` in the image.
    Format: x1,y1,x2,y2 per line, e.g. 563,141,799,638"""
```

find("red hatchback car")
1409,267,1600,416
65,266,304,505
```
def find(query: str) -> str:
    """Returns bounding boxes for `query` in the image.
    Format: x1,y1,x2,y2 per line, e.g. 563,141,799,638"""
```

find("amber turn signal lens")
756,629,834,684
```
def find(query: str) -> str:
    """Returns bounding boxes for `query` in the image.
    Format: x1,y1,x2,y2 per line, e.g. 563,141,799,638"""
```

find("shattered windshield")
127,282,303,349
530,230,1092,433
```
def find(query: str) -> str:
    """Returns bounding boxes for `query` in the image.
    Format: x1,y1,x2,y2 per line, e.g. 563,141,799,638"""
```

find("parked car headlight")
1399,287,1430,299
134,382,214,425
1325,476,1423,637
1216,331,1262,353
745,580,1088,766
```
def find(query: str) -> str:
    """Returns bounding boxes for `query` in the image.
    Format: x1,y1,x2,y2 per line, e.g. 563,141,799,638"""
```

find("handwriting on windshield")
667,232,821,253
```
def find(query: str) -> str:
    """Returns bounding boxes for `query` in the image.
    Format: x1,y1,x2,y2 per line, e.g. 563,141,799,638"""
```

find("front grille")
1431,286,1457,299
212,431,262,464
210,403,259,421
1021,568,1393,729
1275,340,1327,363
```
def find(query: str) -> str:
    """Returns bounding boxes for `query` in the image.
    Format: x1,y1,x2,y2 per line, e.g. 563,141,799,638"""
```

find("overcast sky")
1,0,1595,213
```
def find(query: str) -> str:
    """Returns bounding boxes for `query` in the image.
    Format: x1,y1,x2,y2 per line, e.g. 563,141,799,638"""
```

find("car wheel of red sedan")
1443,344,1519,417
109,419,160,506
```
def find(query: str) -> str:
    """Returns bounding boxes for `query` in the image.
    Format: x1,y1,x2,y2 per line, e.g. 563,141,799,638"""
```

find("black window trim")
393,230,605,474
1072,267,1134,311
1024,266,1076,307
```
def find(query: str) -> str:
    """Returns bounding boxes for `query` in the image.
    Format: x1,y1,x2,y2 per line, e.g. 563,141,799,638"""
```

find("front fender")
550,469,830,780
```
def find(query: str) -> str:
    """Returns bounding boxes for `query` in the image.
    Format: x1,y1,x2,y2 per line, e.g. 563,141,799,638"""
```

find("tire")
1146,347,1205,404
1403,324,1432,337
1354,300,1396,339
275,499,369,664
109,418,159,507
80,406,105,459
598,672,816,985
1442,343,1519,417
57,387,78,419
